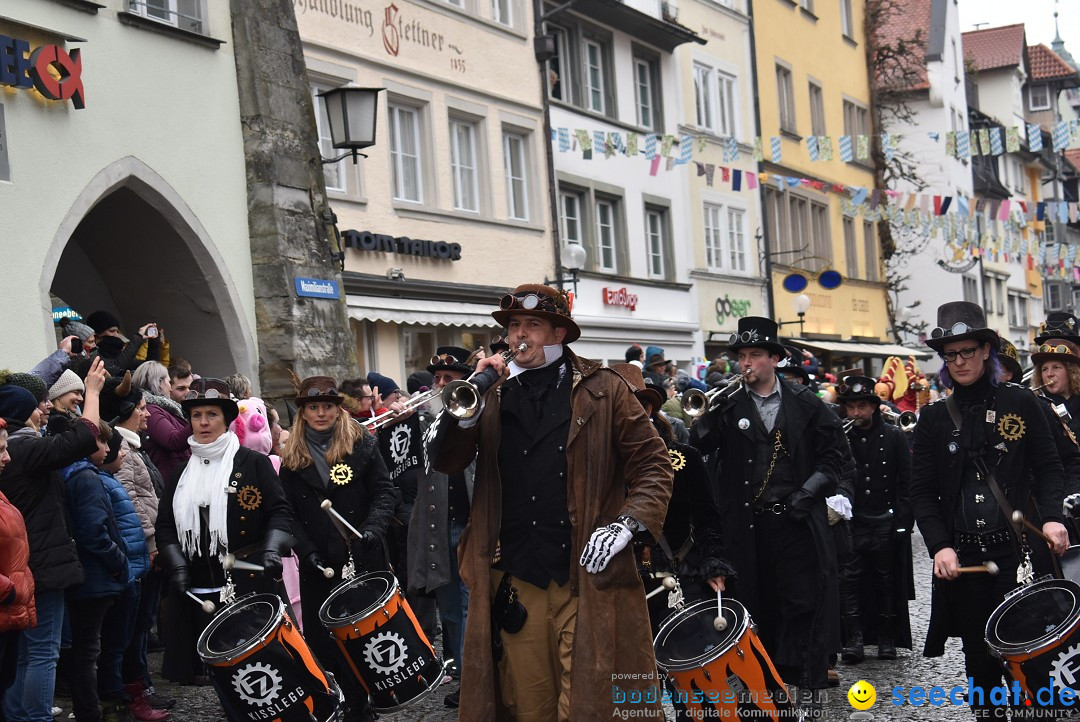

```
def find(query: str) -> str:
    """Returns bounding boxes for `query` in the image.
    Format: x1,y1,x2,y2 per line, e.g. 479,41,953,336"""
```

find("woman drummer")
155,378,293,685
279,376,396,722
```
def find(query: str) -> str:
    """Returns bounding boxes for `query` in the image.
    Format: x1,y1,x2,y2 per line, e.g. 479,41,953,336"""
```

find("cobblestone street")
52,530,970,721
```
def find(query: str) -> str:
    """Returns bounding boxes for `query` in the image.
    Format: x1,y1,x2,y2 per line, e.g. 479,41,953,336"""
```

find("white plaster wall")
0,1,255,372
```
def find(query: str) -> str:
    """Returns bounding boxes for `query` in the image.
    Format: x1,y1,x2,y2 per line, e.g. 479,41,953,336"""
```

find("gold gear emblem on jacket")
668,449,687,472
330,463,353,486
997,413,1026,442
236,486,262,511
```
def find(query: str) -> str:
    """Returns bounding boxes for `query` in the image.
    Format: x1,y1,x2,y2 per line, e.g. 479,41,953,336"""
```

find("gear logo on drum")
232,662,282,707
1050,642,1080,691
363,631,409,675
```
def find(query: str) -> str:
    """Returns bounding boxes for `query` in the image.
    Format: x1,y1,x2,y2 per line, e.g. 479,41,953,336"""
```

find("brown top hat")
1031,340,1080,368
491,284,581,344
295,376,345,406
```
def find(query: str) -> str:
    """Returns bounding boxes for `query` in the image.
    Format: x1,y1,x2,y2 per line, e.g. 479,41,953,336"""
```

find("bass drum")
654,598,791,718
985,578,1080,709
197,593,342,722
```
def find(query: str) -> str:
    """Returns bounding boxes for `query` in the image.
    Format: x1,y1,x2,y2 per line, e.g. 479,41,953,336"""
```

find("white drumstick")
320,499,365,540
319,565,335,579
714,586,728,632
186,591,216,614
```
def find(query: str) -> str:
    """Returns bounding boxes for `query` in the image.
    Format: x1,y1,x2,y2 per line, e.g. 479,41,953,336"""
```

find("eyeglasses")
729,330,765,345
305,386,339,397
430,353,461,365
931,322,978,340
1038,344,1074,355
942,347,979,363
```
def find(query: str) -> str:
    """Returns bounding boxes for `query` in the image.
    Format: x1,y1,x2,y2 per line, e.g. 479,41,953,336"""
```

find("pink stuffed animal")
231,397,280,473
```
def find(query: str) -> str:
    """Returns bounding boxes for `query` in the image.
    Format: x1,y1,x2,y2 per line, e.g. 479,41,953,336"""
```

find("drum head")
986,579,1080,656
654,599,750,672
319,571,397,627
197,594,282,663
1062,546,1080,585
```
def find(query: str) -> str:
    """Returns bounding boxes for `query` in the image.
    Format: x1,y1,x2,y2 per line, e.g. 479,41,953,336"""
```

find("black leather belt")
955,529,1012,548
755,503,787,515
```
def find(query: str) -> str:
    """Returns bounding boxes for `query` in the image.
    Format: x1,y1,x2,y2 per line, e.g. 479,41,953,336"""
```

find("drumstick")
321,499,364,540
224,552,332,578
714,586,728,632
186,591,216,614
1011,510,1055,545
957,562,1000,575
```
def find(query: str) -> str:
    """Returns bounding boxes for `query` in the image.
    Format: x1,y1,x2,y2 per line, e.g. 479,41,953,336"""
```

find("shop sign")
342,230,461,261
715,295,751,325
603,287,638,311
0,35,85,109
294,277,341,299
52,306,82,322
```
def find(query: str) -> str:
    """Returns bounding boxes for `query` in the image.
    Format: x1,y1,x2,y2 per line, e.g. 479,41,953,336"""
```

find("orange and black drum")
197,593,342,722
986,577,1080,709
318,571,447,712
654,598,792,719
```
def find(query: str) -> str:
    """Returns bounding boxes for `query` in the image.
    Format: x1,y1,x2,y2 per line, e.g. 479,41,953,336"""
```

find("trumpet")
441,342,528,420
681,374,745,418
881,408,918,432
363,386,441,430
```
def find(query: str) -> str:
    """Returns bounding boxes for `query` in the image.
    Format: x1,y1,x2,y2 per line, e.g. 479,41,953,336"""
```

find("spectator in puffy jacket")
0,420,35,705
132,362,190,484
0,358,106,722
62,425,134,722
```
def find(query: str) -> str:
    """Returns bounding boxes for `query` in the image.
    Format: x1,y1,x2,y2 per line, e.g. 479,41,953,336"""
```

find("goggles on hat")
499,291,569,315
186,388,228,400
305,385,339,397
1039,318,1077,335
430,353,462,365
1038,344,1074,355
930,321,979,340
729,330,765,345
837,381,869,395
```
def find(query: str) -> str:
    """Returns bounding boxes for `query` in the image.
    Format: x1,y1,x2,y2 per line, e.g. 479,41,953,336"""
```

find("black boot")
878,614,896,659
840,615,864,664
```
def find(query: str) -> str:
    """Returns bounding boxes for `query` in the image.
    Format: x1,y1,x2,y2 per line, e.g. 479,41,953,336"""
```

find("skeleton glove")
579,521,634,574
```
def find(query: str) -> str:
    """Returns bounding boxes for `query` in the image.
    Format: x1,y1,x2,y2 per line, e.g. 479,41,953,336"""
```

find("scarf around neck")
304,424,335,487
173,431,240,559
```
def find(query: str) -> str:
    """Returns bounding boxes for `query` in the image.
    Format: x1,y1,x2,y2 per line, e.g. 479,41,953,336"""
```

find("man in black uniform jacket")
836,376,913,664
691,316,844,711
912,302,1068,717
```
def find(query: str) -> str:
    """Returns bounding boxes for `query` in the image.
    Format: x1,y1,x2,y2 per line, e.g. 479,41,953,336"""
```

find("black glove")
787,471,831,522
358,530,381,552
261,529,293,582
158,544,190,597
305,551,327,574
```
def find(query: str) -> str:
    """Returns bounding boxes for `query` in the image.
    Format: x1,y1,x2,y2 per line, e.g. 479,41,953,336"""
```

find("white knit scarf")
173,431,240,559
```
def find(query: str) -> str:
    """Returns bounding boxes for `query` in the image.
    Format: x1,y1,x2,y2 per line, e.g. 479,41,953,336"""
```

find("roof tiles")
962,24,1026,73
1029,43,1079,81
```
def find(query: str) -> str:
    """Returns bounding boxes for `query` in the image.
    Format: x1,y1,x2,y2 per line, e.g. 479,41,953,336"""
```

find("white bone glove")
1064,493,1080,518
579,522,633,574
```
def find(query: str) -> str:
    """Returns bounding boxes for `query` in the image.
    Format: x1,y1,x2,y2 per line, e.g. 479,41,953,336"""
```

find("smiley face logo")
848,680,876,710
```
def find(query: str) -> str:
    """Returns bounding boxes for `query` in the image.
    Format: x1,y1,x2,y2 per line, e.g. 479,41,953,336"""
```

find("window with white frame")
645,208,666,279
764,186,833,272
776,64,796,133
633,55,661,130
449,118,480,212
962,276,978,304
1008,293,1028,328
128,0,205,34
492,0,513,26
388,104,423,203
843,218,858,278
703,203,747,274
727,207,746,272
716,70,737,137
843,99,869,153
704,204,724,270
596,198,617,272
547,24,573,103
863,221,878,281
694,63,714,130
584,39,607,114
809,81,826,137
560,191,583,244
312,85,347,193
503,131,529,221
1029,83,1051,111
1046,282,1064,311
840,0,854,38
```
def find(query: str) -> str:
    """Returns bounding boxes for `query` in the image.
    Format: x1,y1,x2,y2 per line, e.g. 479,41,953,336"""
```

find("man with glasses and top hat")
690,316,845,713
408,346,477,708
834,375,914,666
427,284,672,722
911,302,1069,717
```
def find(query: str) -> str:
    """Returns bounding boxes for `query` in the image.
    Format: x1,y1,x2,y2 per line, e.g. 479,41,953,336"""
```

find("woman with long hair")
279,376,397,722
1031,341,1080,441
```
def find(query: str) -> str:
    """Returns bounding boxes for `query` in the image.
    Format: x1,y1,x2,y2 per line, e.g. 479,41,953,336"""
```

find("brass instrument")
841,418,855,434
441,342,528,420
681,374,745,418
881,408,918,432
363,386,442,430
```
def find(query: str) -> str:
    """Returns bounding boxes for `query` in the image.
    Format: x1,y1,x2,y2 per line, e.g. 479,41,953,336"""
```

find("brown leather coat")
435,352,673,720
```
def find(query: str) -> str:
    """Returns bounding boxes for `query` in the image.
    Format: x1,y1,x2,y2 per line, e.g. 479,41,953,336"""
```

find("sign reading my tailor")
603,287,638,311
0,35,85,109
342,230,462,261
294,277,341,300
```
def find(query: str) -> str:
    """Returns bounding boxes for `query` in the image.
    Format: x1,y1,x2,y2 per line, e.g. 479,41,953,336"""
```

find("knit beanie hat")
59,317,95,342
102,425,124,465
49,369,85,401
2,371,47,403
0,385,37,424
407,371,434,394
366,372,400,396
86,310,121,334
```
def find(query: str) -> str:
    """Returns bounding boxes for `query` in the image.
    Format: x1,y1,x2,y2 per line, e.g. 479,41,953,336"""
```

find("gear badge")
232,662,282,707
330,463,353,485
668,449,687,472
363,631,409,676
996,413,1025,442
1051,642,1080,692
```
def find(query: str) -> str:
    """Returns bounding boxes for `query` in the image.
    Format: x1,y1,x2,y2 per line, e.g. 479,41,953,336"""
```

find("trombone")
441,342,528,420
363,386,441,430
881,408,918,432
681,374,745,418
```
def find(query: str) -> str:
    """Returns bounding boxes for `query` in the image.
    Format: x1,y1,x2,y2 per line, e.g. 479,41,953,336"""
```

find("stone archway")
41,157,256,378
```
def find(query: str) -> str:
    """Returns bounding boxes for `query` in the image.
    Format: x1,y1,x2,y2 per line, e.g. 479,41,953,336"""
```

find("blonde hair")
280,404,364,470
1033,360,1080,397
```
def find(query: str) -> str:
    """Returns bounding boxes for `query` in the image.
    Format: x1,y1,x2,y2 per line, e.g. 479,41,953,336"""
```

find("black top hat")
925,302,1000,353
998,339,1024,381
727,317,786,356
491,285,580,343
1035,312,1080,345
427,346,474,376
490,334,511,356
1031,340,1080,368
836,375,880,404
181,377,240,424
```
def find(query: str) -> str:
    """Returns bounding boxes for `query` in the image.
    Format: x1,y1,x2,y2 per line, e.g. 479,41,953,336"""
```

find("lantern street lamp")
545,243,586,296
318,87,384,164
778,293,812,335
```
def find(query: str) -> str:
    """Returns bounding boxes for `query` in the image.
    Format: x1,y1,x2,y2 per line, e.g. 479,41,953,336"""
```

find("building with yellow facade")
752,0,890,346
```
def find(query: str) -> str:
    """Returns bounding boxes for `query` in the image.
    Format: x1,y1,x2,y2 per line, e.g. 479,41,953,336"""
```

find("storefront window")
402,326,436,377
